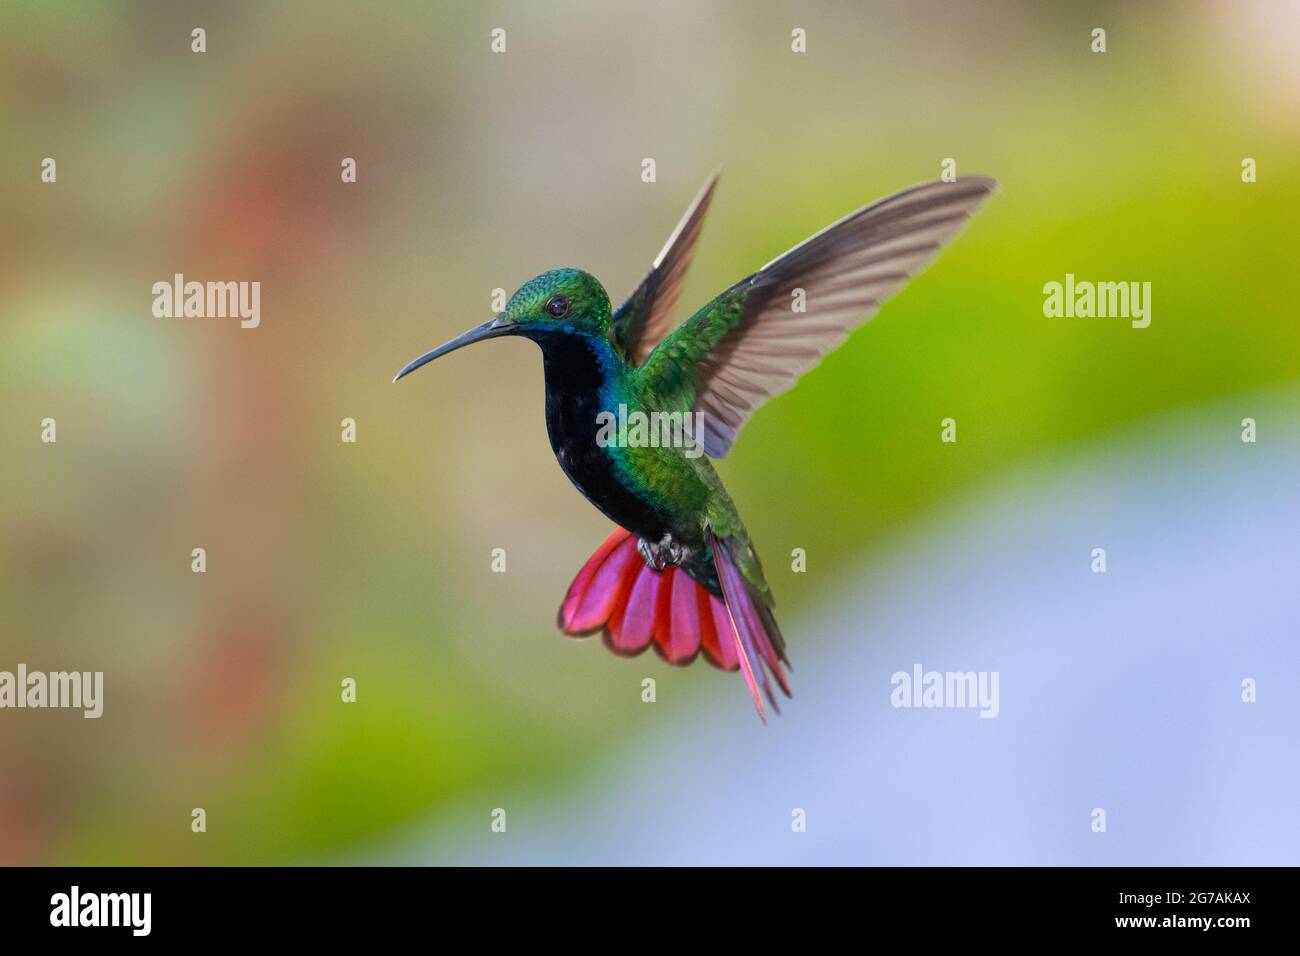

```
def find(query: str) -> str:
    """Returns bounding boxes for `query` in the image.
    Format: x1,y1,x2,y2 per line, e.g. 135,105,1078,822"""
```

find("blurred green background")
1,0,1296,864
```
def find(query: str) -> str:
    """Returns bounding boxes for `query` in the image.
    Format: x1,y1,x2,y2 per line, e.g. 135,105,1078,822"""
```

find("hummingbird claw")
637,534,690,571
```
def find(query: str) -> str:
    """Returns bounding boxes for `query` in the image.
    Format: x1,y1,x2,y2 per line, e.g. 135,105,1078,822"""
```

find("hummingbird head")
392,268,612,382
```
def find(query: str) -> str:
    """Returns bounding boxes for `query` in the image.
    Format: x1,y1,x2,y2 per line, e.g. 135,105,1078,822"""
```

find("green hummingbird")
395,172,995,720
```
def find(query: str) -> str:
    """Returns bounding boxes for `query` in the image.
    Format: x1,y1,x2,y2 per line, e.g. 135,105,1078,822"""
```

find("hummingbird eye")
544,294,571,318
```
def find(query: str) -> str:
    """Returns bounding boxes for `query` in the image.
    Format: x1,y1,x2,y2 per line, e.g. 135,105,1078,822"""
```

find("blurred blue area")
364,388,1300,865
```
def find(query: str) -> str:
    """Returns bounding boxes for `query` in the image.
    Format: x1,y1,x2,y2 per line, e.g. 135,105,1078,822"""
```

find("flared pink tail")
558,526,790,720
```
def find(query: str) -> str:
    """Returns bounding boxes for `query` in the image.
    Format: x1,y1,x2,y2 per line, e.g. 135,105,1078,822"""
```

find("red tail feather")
558,527,792,719
710,530,790,720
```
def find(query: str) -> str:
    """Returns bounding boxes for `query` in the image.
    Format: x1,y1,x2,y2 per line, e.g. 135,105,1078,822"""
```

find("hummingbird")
394,172,995,721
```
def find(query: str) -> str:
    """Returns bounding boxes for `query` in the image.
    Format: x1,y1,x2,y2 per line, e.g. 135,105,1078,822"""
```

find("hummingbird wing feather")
643,177,996,457
612,170,721,366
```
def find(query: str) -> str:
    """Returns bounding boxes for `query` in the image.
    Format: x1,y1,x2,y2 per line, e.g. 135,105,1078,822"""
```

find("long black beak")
392,317,514,382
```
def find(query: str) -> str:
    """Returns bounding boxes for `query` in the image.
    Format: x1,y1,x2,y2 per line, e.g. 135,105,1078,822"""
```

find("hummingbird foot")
637,534,690,572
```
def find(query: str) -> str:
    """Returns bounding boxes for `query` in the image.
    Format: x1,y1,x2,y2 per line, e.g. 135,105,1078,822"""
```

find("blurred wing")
643,177,996,458
612,170,720,366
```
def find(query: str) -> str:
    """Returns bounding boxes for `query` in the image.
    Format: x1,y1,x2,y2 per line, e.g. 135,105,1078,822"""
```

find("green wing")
611,171,720,366
640,177,997,457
